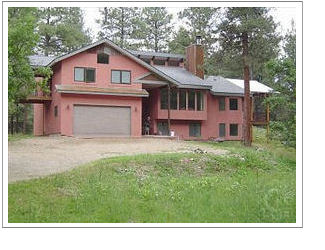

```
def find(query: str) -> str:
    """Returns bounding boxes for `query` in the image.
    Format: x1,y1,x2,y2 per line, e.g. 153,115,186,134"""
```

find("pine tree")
215,7,280,80
37,7,91,56
97,7,140,49
168,26,192,54
217,7,280,146
178,7,220,54
137,7,172,52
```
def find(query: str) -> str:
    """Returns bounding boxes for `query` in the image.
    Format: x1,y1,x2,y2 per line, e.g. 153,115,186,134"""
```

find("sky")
82,7,296,41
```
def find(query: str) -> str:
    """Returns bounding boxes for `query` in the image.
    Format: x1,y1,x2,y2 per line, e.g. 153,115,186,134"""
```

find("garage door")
73,105,131,136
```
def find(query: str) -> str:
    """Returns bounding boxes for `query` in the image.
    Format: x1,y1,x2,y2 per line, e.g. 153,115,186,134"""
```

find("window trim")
111,69,131,84
74,67,96,83
229,98,238,111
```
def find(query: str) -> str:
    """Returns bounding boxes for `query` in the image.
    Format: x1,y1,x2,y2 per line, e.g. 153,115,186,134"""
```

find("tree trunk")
242,32,252,146
23,104,28,134
10,115,14,134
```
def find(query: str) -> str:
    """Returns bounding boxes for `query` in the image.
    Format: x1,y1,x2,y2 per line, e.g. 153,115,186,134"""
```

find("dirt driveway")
8,136,226,183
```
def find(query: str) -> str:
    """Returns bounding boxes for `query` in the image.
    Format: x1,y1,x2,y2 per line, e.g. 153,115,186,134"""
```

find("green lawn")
8,129,296,223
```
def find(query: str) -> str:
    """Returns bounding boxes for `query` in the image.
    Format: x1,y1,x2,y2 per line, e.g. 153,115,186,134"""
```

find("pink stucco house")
27,37,273,140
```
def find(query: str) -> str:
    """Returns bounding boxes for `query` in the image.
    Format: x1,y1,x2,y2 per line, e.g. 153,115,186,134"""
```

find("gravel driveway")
8,136,226,182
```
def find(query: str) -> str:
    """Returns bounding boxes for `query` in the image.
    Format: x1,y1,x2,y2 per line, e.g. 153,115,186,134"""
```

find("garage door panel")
73,105,131,136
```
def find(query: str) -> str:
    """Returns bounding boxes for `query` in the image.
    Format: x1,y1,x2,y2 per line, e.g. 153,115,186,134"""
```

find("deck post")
167,84,171,135
266,100,270,142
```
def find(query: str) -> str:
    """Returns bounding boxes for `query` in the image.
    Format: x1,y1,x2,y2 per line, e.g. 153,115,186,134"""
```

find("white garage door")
73,105,131,136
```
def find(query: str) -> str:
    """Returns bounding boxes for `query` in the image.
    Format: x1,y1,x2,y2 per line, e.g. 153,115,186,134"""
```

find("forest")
8,7,296,146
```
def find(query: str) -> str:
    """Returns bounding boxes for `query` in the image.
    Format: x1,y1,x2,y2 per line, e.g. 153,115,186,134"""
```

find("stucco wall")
60,46,148,89
149,90,244,140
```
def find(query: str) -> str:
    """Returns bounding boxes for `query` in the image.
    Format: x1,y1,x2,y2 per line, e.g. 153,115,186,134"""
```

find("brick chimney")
185,35,204,79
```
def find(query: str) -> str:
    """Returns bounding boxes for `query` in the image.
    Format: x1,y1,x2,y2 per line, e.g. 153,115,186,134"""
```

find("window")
219,97,225,111
111,70,121,83
154,60,165,65
219,123,225,137
85,68,95,82
170,89,178,110
197,91,204,111
160,88,168,109
179,89,186,110
168,61,179,67
229,98,238,110
189,123,201,137
54,106,58,117
121,71,131,84
74,67,84,82
230,124,238,136
74,67,95,83
158,122,169,136
97,53,109,64
188,90,195,110
111,70,131,84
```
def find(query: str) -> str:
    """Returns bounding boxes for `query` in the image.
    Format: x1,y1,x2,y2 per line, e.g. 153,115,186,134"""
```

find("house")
26,37,273,140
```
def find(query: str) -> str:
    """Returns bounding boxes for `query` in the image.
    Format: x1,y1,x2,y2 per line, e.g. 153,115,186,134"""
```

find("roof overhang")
56,84,149,98
19,95,52,103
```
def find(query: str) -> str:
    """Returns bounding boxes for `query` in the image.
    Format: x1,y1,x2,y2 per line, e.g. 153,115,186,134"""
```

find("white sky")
83,7,296,42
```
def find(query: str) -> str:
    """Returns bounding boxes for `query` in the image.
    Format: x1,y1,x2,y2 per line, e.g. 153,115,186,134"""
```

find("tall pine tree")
97,7,140,49
217,7,280,145
137,7,172,52
37,7,91,56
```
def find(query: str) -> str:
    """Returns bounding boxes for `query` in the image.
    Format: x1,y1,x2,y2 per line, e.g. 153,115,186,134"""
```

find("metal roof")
128,50,185,60
28,55,56,67
153,66,211,89
226,78,274,94
205,76,245,95
205,75,274,95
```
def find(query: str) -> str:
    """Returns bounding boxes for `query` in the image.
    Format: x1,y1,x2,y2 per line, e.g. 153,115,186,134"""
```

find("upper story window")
97,53,109,64
111,70,131,84
197,91,204,111
229,98,238,110
154,59,165,65
160,88,168,109
188,90,195,110
179,89,186,110
160,88,204,111
74,67,96,83
170,89,178,110
219,97,225,111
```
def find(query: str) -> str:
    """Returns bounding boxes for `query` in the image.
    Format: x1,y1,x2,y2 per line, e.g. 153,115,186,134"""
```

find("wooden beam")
167,84,171,135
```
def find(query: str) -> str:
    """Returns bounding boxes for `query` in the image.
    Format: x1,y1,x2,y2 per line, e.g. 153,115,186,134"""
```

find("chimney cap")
196,35,202,45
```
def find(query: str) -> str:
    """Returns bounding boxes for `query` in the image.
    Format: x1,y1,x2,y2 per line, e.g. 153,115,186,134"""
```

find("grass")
8,133,33,142
8,128,296,223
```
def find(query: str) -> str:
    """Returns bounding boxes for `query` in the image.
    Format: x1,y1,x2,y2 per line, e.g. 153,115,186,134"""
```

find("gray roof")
128,50,185,60
205,76,244,95
205,75,274,96
28,55,56,67
153,66,210,89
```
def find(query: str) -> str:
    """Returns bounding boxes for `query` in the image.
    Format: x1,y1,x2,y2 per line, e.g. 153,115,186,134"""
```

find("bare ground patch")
8,136,227,182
